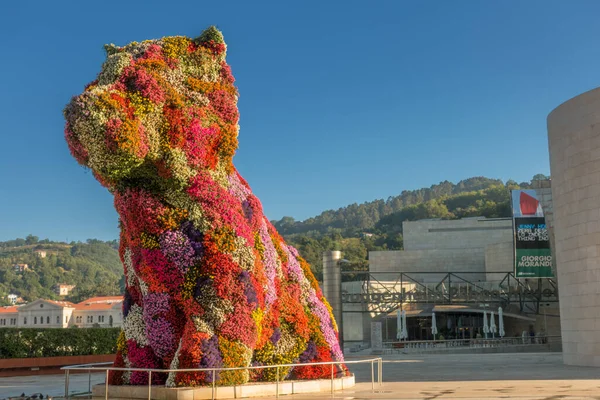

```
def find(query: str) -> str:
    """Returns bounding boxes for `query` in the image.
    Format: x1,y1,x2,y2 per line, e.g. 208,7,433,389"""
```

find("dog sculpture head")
64,26,239,192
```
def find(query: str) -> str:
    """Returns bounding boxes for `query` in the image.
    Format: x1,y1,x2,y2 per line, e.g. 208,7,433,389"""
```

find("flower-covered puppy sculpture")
64,27,345,387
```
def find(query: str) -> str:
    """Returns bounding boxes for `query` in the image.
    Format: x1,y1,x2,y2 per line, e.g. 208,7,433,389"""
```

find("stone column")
547,87,600,366
323,251,343,350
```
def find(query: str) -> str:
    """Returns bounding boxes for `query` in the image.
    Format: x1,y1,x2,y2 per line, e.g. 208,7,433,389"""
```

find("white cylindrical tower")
547,87,600,366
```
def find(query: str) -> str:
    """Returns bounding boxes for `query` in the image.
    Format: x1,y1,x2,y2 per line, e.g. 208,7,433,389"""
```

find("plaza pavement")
2,353,600,399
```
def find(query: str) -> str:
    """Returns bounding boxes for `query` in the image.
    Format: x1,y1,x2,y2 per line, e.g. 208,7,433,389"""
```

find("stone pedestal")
92,374,355,399
547,87,600,366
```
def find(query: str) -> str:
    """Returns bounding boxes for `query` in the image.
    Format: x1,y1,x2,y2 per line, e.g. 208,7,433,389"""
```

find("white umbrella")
402,310,408,340
431,312,438,339
490,311,497,338
498,307,505,338
483,310,489,339
396,309,403,340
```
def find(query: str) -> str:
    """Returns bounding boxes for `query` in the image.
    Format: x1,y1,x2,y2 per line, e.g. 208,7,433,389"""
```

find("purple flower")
143,293,170,318
270,328,281,345
160,230,196,274
239,271,258,307
146,317,175,358
194,276,212,299
123,291,133,318
242,200,253,220
181,221,204,243
200,336,223,383
299,341,317,363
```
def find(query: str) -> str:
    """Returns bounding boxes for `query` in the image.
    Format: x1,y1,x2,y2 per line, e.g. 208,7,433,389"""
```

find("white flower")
123,304,148,346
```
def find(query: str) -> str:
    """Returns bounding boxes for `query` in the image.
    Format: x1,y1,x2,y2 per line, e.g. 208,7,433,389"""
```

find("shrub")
0,328,120,358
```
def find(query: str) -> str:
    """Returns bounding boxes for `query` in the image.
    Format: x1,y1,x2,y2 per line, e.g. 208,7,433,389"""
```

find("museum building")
336,181,560,347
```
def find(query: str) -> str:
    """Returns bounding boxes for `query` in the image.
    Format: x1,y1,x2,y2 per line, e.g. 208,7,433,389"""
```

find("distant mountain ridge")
273,176,520,236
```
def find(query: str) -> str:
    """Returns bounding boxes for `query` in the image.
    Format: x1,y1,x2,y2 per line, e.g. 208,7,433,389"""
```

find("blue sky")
1,0,599,242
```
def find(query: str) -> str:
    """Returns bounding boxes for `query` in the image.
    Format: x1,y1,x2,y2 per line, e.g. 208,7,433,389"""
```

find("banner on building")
512,190,554,278
511,189,544,218
514,217,553,277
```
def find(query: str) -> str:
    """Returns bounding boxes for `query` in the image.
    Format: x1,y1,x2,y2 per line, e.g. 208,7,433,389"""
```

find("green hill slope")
0,237,122,305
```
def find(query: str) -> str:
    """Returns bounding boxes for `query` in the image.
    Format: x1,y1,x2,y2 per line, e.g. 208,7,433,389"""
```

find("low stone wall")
0,354,115,377
92,374,355,400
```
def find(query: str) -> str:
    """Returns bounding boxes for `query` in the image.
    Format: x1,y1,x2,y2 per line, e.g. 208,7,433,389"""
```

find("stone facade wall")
403,218,513,251
370,218,514,282
547,87,600,367
485,241,514,282
370,248,486,282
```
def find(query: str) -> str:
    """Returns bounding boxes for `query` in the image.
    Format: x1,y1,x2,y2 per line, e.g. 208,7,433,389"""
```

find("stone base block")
92,374,355,399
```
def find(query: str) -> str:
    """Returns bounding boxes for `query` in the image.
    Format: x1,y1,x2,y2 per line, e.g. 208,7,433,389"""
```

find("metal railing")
62,357,383,400
382,335,561,354
341,271,558,319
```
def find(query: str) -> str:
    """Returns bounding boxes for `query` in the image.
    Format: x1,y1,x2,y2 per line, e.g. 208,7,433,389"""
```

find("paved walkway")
2,353,600,399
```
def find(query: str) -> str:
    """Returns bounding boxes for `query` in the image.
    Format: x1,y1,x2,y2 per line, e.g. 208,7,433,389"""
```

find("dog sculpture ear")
195,26,225,45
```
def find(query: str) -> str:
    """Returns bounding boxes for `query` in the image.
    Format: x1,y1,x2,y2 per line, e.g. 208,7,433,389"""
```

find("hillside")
274,175,547,279
0,236,122,305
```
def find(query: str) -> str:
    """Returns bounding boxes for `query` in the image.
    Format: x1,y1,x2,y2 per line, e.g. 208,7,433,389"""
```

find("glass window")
47,316,50,324
57,316,60,324
34,317,37,324
24,317,27,325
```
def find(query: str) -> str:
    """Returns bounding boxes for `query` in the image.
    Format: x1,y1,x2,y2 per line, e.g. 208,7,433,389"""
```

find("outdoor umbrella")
483,310,489,339
490,311,497,338
402,310,408,340
396,309,403,340
431,312,438,340
498,307,505,338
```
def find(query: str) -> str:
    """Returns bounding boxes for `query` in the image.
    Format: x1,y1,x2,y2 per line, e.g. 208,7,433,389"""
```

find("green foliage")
0,238,122,303
0,328,120,358
276,176,542,278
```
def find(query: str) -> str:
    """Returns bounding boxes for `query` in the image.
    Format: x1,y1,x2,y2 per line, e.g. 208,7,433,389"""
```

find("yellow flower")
162,36,190,59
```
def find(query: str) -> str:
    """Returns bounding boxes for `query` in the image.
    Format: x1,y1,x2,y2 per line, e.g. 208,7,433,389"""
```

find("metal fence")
383,335,561,354
62,357,383,400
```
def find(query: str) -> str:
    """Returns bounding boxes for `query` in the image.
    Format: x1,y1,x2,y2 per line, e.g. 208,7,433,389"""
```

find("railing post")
105,369,109,400
379,358,383,385
400,273,403,304
65,369,70,399
212,368,216,400
276,366,280,399
371,360,375,390
448,274,452,304
148,370,152,400
330,363,334,394
88,369,92,394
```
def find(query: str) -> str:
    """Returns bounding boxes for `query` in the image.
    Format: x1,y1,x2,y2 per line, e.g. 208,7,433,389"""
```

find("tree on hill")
0,239,123,302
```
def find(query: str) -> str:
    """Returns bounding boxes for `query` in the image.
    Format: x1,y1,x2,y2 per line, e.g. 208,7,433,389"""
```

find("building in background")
338,181,560,348
54,283,76,296
13,263,30,273
33,249,47,258
0,296,123,328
